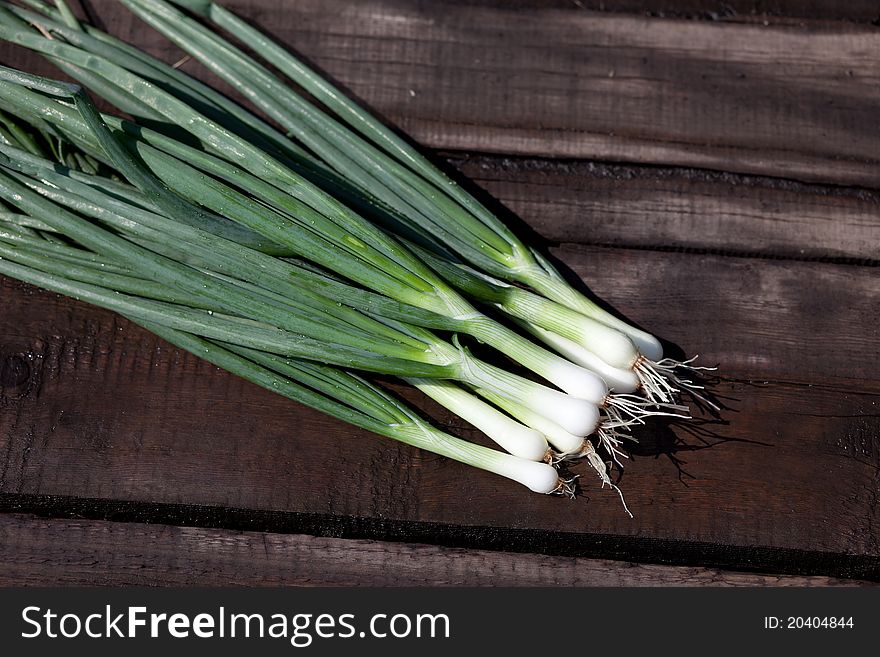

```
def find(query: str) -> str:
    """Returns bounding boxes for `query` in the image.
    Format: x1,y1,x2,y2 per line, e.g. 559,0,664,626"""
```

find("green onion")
0,168,603,437
405,379,550,462
0,204,566,490
0,206,559,463
0,1,715,503
0,244,565,493
472,386,632,516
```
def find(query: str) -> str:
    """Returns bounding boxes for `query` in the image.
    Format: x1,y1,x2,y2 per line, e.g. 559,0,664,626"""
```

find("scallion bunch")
0,0,715,511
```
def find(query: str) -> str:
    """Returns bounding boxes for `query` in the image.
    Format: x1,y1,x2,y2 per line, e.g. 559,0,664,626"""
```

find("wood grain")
0,513,869,586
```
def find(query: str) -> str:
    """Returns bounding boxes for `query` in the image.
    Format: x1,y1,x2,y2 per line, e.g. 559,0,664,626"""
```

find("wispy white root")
547,450,572,466
551,474,578,498
605,393,692,426
547,423,632,468
634,355,719,409
581,442,633,518
595,425,631,468
551,439,633,516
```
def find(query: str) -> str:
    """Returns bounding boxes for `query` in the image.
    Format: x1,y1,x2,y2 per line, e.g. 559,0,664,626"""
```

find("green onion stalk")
0,187,568,463
0,232,560,472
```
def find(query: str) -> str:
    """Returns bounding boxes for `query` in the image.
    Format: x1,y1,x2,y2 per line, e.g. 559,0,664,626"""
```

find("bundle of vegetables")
0,0,712,510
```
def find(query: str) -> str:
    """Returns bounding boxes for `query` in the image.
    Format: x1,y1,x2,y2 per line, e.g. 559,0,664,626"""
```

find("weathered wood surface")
1,0,879,584
1,514,870,587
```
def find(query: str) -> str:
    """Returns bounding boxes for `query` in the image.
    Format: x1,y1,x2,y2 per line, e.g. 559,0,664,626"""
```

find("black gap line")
1,493,877,582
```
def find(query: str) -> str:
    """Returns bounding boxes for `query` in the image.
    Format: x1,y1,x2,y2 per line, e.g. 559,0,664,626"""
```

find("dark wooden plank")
453,155,880,262
0,513,870,586
2,246,878,576
3,0,879,187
